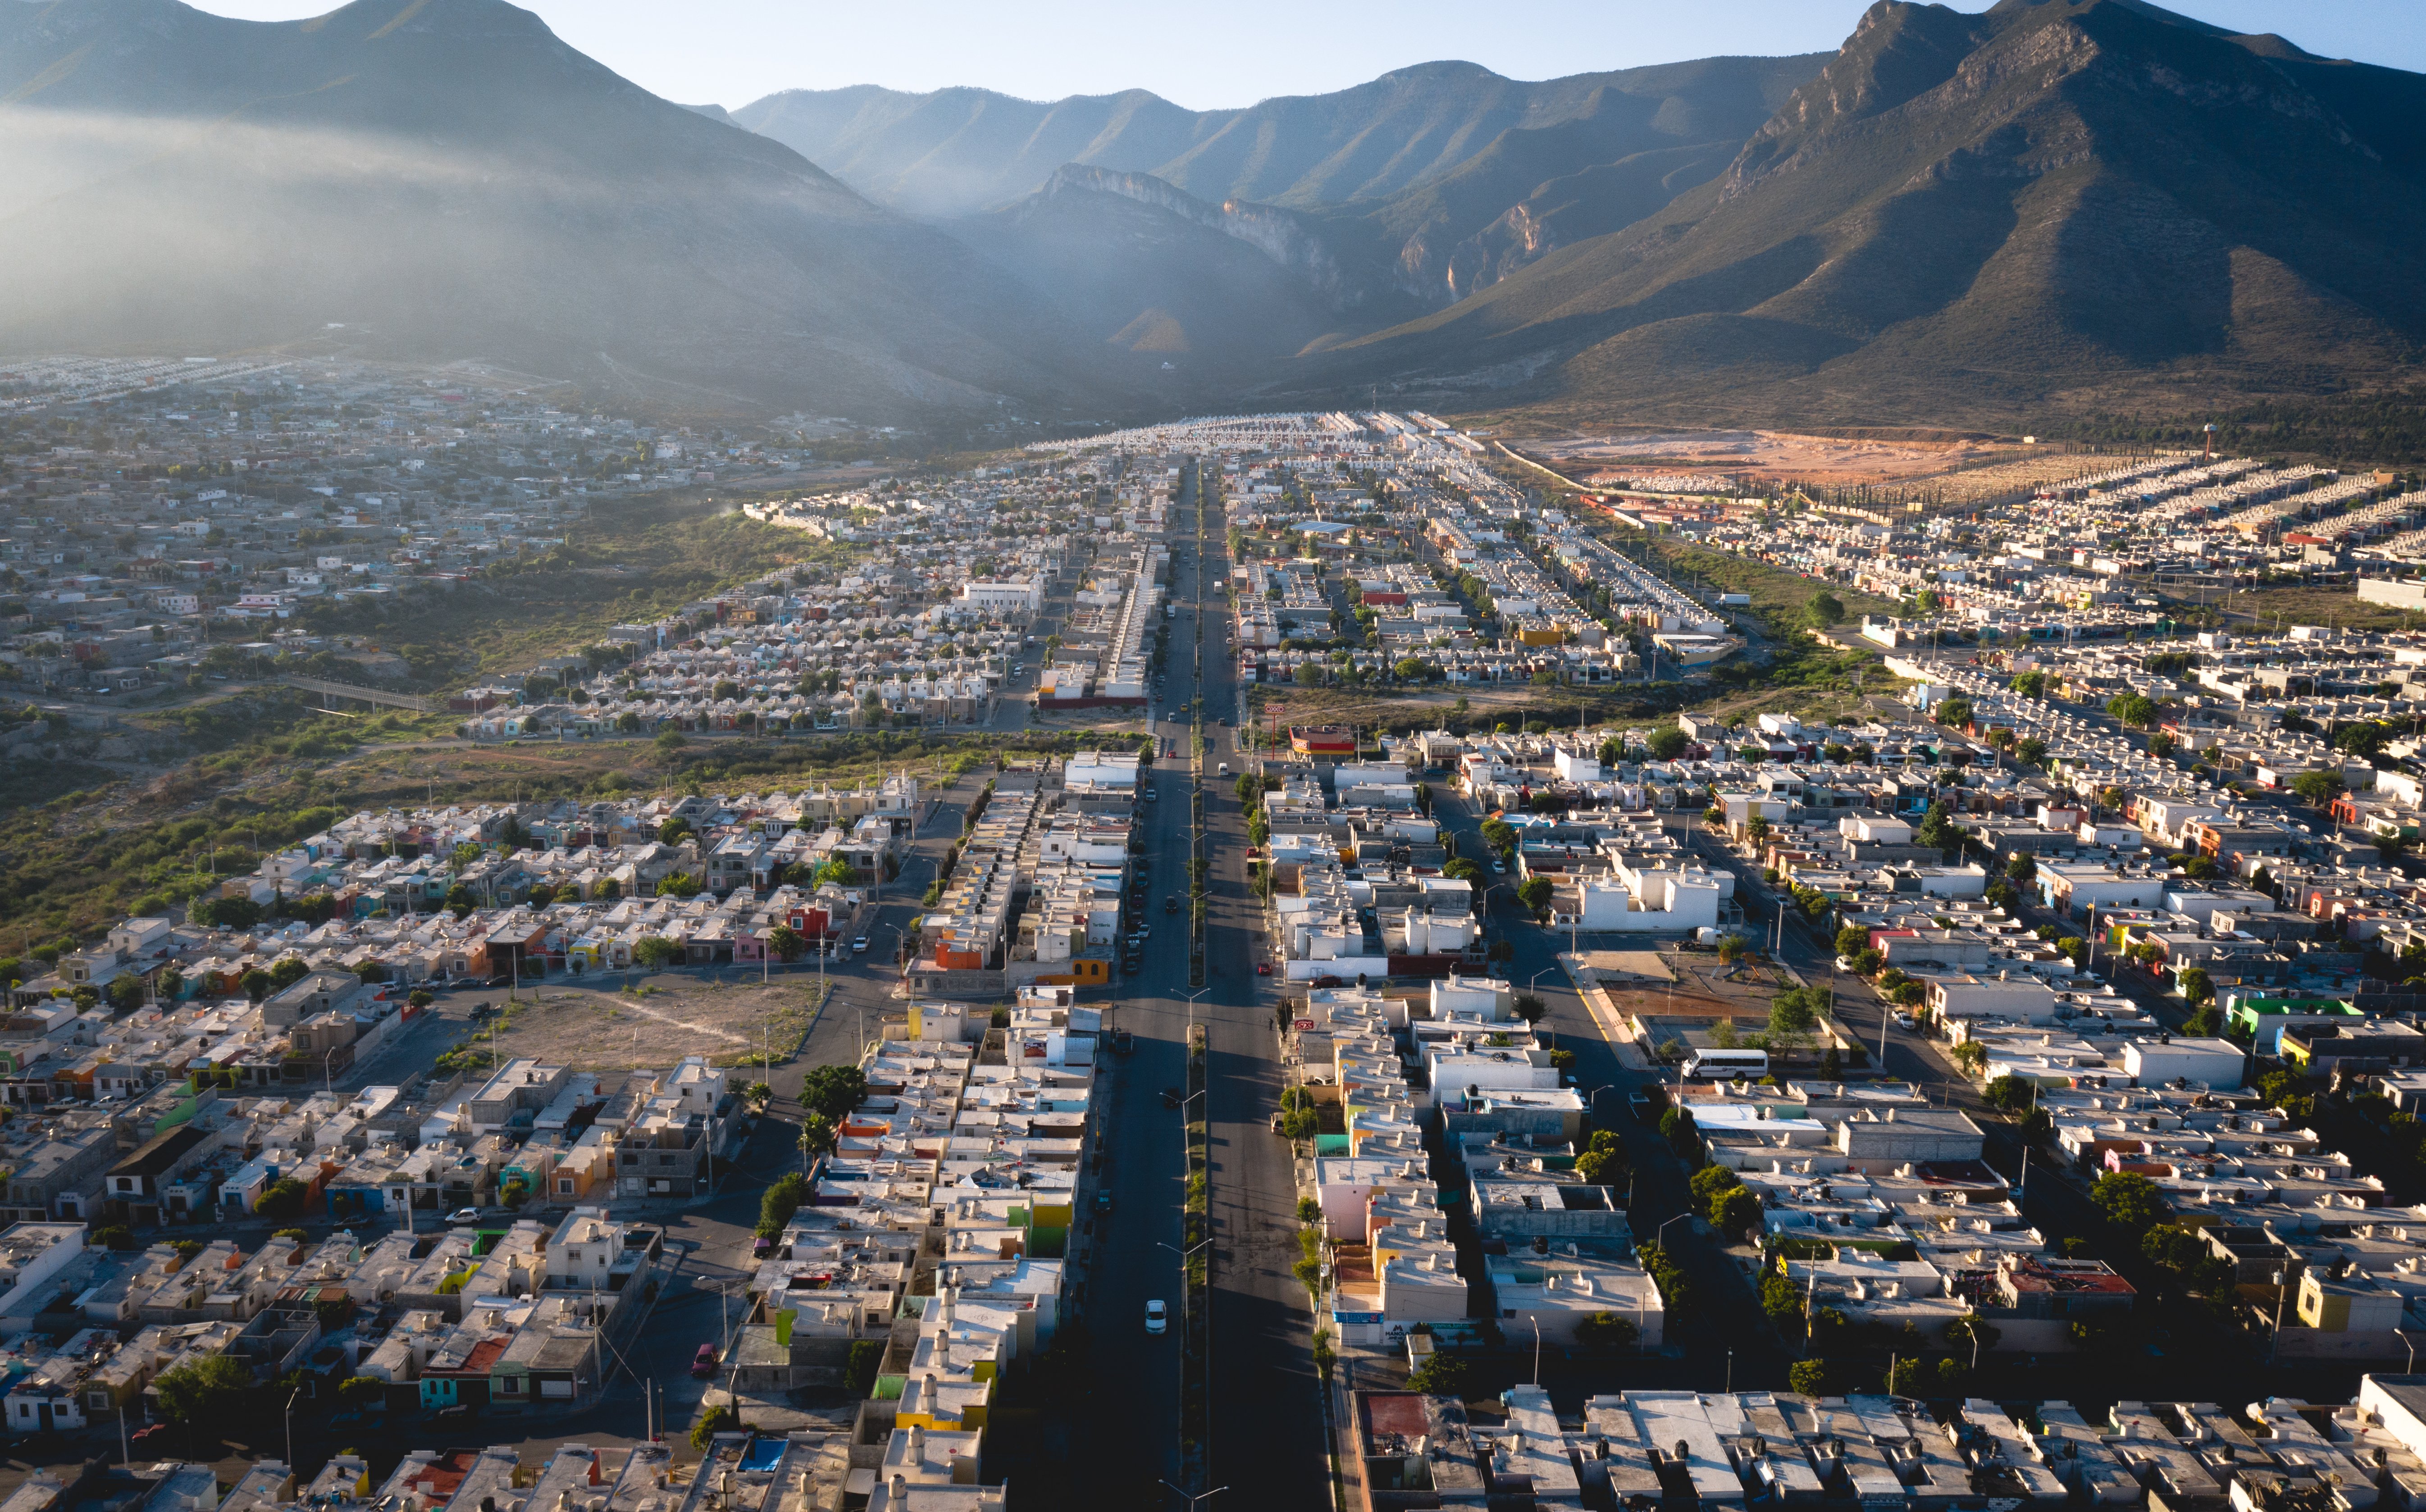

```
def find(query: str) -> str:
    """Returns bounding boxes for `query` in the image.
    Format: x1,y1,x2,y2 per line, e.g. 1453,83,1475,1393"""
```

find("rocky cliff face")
1039,165,1354,307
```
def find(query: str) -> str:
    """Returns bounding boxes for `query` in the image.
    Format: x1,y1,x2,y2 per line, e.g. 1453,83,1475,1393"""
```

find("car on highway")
691,1343,718,1378
1166,896,1181,914
851,937,870,954
1145,1299,1167,1335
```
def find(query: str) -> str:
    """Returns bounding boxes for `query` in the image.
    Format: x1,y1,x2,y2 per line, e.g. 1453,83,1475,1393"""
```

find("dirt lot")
470,973,830,1071
1519,428,2135,501
1611,948,1796,1056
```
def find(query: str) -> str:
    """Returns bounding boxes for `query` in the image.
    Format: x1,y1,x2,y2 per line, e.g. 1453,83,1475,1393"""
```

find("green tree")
798,1112,838,1162
1576,1311,1641,1351
1915,801,1961,853
690,1402,742,1449
1516,876,1555,919
2011,670,2047,700
2091,1171,2167,1238
1769,987,1818,1041
1788,1359,1832,1395
152,1355,251,1424
765,925,805,963
1933,697,1973,729
633,936,681,968
1574,1131,1628,1187
1834,926,1870,958
1712,1186,1763,1238
757,1172,807,1237
253,1176,312,1220
2291,770,2346,807
1405,1354,1468,1397
1982,1074,2035,1112
1689,1164,1742,1219
801,1064,870,1123
2178,966,2215,1006
2336,721,2391,761
1646,727,1690,761
2017,736,2048,766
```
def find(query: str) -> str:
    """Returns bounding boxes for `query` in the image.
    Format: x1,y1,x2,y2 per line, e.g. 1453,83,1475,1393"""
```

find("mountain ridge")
730,54,1828,222
0,0,1112,419
1279,0,2426,429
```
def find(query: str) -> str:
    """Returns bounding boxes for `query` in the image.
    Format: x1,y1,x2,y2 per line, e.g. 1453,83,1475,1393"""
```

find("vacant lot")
2216,582,2419,635
456,973,829,1072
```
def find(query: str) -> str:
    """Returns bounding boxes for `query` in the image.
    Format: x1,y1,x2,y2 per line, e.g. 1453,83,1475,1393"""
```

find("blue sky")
190,1,2423,109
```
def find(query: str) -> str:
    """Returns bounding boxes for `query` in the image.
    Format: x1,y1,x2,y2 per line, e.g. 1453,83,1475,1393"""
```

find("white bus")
1684,1048,1769,1080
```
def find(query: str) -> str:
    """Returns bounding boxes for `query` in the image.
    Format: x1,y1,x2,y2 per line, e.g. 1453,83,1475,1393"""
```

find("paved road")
1067,461,1326,1510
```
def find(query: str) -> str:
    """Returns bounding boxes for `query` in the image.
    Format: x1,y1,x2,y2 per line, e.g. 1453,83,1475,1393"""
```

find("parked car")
691,1343,718,1379
1145,789,1159,802
444,1207,482,1226
1893,1010,1917,1029
1145,1300,1167,1335
1095,1191,1114,1214
851,937,870,954
1269,1111,1286,1133
752,1235,775,1258
1132,925,1150,940
1122,954,1143,974
1835,955,1857,972
1257,962,1272,975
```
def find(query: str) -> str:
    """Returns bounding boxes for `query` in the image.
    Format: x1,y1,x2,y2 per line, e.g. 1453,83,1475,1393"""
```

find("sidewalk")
1552,952,1652,1071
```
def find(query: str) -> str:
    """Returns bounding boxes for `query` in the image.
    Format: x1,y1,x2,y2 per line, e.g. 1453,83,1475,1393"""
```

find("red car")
1257,963,1272,975
692,1343,718,1378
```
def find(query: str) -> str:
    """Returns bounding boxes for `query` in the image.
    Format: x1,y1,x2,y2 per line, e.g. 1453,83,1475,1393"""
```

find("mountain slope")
0,0,1104,418
1297,0,2426,425
952,167,1342,378
730,56,1825,221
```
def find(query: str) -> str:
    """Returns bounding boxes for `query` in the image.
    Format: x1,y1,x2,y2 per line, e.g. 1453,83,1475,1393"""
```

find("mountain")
948,166,1347,379
0,0,1103,419
729,57,1824,225
1298,0,2426,428
874,55,1823,389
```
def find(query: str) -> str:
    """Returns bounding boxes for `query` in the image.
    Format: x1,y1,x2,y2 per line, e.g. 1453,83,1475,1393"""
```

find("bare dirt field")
1519,428,2135,501
473,973,829,1071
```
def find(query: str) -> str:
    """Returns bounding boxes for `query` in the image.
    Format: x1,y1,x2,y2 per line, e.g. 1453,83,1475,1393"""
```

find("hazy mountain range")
3,0,2421,431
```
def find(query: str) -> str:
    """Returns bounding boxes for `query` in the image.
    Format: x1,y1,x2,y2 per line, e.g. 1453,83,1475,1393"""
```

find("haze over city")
5,2,2426,1511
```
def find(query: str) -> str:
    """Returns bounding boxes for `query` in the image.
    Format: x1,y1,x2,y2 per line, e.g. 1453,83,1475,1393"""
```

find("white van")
1217,762,1231,777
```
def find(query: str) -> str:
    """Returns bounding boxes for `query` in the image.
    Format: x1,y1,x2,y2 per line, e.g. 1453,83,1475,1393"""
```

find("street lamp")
1656,1212,1692,1250
1182,987,1210,1030
1529,1314,1542,1385
1160,1484,1228,1511
1526,967,1557,1049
